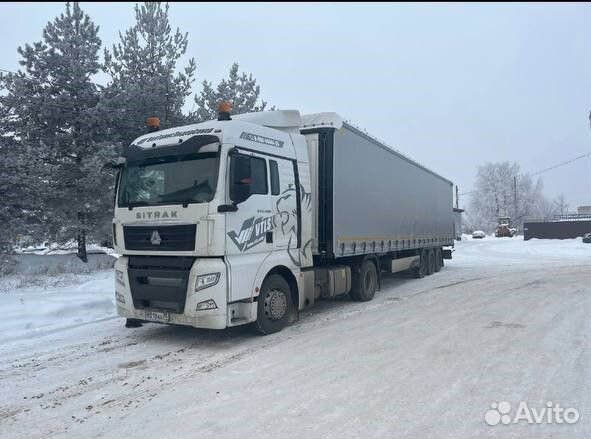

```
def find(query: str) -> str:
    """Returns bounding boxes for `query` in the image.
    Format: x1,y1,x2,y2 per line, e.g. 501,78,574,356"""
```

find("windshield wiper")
126,201,150,211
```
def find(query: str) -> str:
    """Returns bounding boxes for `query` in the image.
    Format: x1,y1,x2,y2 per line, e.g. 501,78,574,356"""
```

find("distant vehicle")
495,216,516,238
583,233,591,244
472,230,486,239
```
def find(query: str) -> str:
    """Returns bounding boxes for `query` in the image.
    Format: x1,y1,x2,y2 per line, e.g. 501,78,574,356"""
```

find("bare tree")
554,194,569,215
469,162,549,231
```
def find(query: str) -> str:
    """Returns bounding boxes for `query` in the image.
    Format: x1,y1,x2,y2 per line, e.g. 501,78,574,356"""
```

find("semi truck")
112,104,455,334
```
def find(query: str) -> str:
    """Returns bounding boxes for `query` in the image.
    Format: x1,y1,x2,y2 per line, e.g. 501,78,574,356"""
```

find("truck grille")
127,256,194,313
123,224,196,251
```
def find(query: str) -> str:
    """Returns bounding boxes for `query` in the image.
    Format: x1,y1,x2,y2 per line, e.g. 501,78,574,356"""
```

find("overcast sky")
1,2,590,209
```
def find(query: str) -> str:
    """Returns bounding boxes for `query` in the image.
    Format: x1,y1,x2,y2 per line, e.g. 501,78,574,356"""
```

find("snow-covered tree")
553,194,569,216
192,62,271,122
0,133,44,251
0,2,115,253
102,2,196,145
469,162,550,231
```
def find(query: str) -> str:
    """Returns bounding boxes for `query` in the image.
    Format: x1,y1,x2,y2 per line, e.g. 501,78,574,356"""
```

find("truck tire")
426,249,435,275
255,274,292,335
434,248,442,272
412,249,427,278
350,260,378,302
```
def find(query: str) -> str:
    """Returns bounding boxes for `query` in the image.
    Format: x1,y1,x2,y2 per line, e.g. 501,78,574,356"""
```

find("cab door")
224,150,274,302
268,158,298,253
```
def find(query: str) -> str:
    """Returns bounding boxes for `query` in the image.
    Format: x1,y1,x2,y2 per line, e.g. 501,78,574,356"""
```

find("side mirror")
229,154,252,204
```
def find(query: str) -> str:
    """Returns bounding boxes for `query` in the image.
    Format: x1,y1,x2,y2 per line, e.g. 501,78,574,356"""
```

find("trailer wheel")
434,248,442,272
412,250,427,278
255,274,292,335
350,260,378,302
426,249,435,275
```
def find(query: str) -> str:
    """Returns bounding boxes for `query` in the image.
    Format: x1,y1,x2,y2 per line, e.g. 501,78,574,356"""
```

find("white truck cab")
113,107,328,333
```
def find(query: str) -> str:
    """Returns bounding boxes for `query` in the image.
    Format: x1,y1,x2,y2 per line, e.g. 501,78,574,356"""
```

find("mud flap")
289,306,300,324
442,249,453,260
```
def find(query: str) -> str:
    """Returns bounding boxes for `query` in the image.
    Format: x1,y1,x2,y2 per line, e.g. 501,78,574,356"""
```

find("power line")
531,151,591,176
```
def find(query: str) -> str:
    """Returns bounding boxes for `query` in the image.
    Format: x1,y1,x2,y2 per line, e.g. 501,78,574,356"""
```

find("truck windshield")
118,152,220,207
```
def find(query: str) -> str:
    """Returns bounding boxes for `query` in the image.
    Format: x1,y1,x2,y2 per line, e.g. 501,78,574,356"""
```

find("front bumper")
114,256,227,329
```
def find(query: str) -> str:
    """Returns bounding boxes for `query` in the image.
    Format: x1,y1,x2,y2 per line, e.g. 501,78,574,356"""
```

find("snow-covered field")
0,238,589,438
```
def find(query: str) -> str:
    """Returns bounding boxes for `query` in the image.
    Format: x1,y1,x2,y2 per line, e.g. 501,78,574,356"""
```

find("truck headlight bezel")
195,273,220,292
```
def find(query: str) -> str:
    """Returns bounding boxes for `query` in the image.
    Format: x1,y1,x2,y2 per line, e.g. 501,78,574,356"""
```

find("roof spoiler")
123,134,220,162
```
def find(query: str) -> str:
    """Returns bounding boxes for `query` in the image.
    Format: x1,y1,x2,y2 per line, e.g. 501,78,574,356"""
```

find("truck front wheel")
350,260,378,302
255,274,292,335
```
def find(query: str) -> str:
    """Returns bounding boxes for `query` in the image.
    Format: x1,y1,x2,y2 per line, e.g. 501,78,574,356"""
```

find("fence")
523,220,591,241
552,213,591,222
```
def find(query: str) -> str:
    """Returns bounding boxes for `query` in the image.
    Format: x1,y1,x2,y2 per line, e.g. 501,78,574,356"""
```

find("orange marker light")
146,116,160,132
218,101,233,113
217,101,233,121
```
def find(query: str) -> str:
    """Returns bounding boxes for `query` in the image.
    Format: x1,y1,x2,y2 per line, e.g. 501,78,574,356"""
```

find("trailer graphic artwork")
228,215,274,251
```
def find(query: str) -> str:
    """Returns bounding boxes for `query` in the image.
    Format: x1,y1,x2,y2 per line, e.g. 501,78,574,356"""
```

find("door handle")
266,231,273,243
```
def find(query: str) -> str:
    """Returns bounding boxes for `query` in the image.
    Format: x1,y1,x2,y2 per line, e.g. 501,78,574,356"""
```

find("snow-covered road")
1,237,590,439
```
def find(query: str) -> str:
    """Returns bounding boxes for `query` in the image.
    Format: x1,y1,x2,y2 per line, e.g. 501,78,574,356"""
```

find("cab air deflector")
124,134,220,162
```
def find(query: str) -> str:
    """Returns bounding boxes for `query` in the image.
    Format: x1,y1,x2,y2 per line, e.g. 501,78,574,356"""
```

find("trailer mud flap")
442,249,453,260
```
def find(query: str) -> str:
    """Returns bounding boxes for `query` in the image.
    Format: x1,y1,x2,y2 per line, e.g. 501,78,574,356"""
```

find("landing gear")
427,249,435,275
434,248,442,272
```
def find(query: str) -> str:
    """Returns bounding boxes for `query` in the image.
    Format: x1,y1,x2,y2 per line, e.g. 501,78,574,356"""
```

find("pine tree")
193,62,271,122
102,2,196,145
0,133,43,251
0,2,115,253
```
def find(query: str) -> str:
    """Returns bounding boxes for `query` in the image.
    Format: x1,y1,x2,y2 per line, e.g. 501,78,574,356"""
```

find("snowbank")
0,270,115,343
16,241,117,256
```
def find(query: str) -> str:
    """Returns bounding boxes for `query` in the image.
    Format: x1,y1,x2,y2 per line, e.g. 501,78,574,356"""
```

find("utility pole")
513,175,518,228
455,185,459,209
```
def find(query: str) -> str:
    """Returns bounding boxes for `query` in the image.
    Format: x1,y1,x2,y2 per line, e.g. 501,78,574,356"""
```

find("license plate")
145,310,170,322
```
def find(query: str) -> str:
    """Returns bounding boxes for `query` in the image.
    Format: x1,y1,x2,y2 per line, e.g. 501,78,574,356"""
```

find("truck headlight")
116,292,126,304
195,273,220,291
115,269,125,287
196,299,217,311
